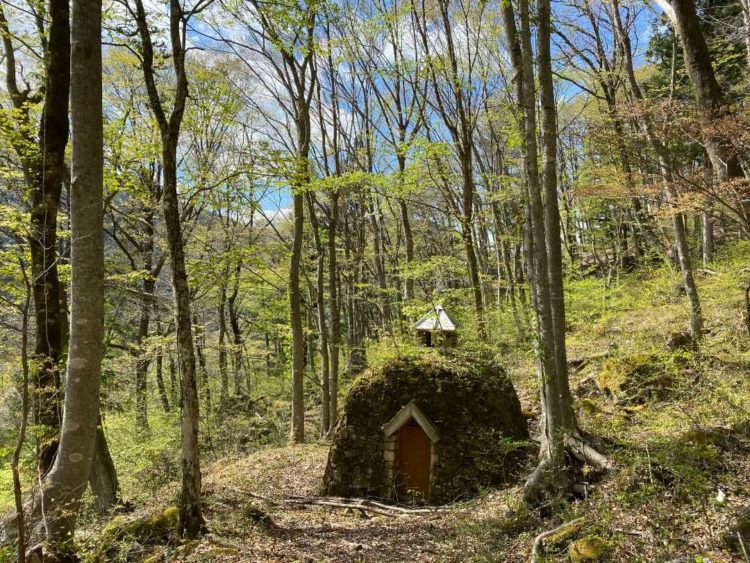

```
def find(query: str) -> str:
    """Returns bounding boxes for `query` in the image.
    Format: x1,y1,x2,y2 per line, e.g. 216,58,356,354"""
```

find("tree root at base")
524,429,610,506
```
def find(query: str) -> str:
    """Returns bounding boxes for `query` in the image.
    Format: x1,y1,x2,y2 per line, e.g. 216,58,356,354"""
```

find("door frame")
382,400,440,501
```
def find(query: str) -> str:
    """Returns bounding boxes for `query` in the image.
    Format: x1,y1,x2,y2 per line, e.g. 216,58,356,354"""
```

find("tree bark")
218,278,230,405
290,188,306,443
88,417,123,514
307,193,331,435
328,190,341,432
40,0,104,551
703,207,714,265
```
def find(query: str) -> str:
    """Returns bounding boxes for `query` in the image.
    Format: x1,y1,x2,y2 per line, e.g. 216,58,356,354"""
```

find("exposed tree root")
530,516,587,562
565,430,611,471
524,429,611,506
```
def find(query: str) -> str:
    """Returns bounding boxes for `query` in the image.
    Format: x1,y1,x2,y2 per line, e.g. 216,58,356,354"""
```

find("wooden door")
397,420,431,499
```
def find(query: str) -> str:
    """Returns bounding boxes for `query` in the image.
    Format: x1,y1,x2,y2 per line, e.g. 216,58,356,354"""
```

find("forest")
0,0,749,560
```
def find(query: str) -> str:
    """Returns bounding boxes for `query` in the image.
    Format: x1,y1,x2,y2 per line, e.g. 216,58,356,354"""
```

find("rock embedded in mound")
323,354,530,504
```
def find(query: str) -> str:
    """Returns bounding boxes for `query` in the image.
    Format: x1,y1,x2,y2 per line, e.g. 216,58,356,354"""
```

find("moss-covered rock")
323,354,530,504
596,353,678,404
95,506,180,560
568,535,611,562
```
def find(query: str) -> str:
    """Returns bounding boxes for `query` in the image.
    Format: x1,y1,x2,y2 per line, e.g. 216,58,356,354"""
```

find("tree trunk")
135,278,154,432
155,340,170,412
290,188,306,443
612,0,704,339
228,261,245,396
538,0,574,429
670,0,744,182
132,0,204,535
399,153,415,304
40,0,104,550
703,206,714,265
88,416,123,514
218,279,230,406
307,193,331,435
328,190,341,432
0,0,71,476
11,277,31,562
195,315,211,413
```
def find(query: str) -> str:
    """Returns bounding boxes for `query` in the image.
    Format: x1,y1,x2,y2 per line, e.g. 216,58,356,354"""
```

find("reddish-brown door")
397,421,431,499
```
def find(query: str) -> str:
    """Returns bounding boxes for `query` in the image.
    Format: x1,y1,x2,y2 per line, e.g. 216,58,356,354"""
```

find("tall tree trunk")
460,160,487,341
328,190,341,432
507,0,567,501
133,0,203,535
307,193,331,435
194,316,211,414
289,187,306,443
40,0,103,550
163,144,203,536
31,0,69,475
612,0,704,339
11,273,31,562
228,261,245,395
538,0,574,429
288,106,311,444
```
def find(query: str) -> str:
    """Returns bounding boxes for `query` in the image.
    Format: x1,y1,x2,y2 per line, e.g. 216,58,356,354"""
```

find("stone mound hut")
323,354,529,504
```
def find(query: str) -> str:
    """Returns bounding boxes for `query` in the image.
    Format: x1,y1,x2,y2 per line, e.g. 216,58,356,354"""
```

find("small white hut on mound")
414,305,457,349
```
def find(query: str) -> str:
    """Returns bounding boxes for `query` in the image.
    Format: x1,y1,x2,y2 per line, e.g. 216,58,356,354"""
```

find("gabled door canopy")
382,399,440,442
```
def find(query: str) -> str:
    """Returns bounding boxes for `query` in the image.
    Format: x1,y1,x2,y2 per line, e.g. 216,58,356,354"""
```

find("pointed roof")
382,400,440,442
414,305,457,332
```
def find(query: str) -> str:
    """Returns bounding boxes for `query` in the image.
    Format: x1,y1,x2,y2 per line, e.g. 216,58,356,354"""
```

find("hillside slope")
7,246,750,562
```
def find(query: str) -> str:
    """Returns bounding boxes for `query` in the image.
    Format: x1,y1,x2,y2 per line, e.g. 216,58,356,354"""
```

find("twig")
217,485,277,504
284,496,441,516
613,527,646,537
283,498,398,517
530,517,586,563
697,268,722,276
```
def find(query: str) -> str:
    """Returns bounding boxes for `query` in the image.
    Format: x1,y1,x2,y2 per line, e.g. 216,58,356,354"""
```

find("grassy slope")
3,244,750,562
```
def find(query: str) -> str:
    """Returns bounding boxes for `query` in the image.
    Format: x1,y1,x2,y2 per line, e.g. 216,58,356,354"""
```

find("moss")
96,506,180,560
578,398,601,414
568,535,611,562
596,352,690,404
324,354,529,504
543,518,587,546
